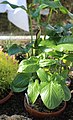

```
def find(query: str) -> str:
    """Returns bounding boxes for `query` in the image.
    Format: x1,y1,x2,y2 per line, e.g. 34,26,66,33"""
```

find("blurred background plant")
1,40,15,52
0,51,18,99
0,40,27,63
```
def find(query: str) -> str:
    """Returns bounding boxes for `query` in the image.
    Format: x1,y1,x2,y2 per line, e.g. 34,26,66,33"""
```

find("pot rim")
71,90,73,94
0,91,13,104
24,94,66,118
66,78,71,87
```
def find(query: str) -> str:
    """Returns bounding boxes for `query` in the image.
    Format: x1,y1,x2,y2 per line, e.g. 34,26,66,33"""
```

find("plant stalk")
29,14,34,56
48,9,53,23
44,9,53,39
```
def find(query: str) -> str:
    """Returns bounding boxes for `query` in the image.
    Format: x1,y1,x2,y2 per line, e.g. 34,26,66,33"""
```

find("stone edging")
0,115,32,120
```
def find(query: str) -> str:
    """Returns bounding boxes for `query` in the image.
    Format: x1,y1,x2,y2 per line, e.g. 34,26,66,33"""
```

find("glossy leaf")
8,42,33,55
58,36,73,44
32,4,48,18
46,24,55,31
40,81,63,109
60,70,68,80
53,73,64,84
33,0,61,8
55,26,64,33
64,53,73,62
39,59,57,67
37,68,48,82
64,23,73,30
28,80,40,103
8,44,25,55
46,1,62,9
55,44,73,51
60,6,68,14
39,40,55,47
11,73,30,92
62,85,71,101
18,56,39,73
47,51,63,58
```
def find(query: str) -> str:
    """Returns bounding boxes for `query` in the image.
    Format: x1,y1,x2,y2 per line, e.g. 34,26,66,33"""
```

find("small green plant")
0,51,18,98
1,0,73,110
2,40,15,52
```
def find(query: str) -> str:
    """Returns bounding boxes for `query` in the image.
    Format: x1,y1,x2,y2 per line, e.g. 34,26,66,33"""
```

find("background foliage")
0,0,73,35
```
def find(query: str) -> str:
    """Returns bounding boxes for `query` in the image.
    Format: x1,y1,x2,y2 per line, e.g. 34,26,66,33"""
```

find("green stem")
48,9,53,23
29,14,33,56
44,9,53,39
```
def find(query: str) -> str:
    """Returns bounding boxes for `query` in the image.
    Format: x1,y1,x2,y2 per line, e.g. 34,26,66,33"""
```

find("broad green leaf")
18,56,39,73
8,44,25,55
60,70,68,80
32,8,40,18
11,73,30,92
39,59,57,67
32,4,48,18
62,85,71,101
47,51,65,59
39,40,55,48
47,1,62,9
28,80,40,103
33,0,61,8
64,53,73,62
39,4,49,9
8,42,33,55
60,6,68,14
64,23,73,30
11,86,27,93
37,68,48,82
55,26,64,33
40,81,63,109
55,44,73,51
54,0,59,1
46,24,55,31
53,73,64,84
58,36,73,44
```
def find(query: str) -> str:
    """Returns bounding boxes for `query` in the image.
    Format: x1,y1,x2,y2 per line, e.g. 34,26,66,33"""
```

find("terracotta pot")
0,91,13,104
66,78,71,87
24,94,66,118
71,90,73,94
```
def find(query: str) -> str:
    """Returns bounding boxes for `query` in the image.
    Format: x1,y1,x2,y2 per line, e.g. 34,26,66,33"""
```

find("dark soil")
0,92,25,116
29,97,66,113
0,85,73,120
0,89,11,99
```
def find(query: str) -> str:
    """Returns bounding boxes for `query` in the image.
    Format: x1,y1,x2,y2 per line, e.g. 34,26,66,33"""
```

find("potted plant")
0,51,18,104
1,0,73,118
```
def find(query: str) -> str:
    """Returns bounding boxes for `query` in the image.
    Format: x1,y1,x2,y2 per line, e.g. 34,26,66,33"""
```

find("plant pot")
71,90,73,94
0,91,13,104
66,78,71,87
24,94,66,118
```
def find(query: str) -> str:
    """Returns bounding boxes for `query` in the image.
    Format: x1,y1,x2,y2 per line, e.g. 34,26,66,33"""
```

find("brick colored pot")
24,94,66,118
0,91,13,104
